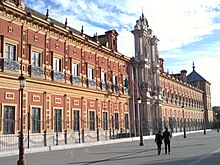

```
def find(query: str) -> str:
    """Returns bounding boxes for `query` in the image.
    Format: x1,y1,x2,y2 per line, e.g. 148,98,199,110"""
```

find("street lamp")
202,110,206,135
182,105,186,138
137,98,144,146
215,113,219,132
17,73,26,165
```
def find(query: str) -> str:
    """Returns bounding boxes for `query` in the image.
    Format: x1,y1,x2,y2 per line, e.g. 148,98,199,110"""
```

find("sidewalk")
0,129,209,158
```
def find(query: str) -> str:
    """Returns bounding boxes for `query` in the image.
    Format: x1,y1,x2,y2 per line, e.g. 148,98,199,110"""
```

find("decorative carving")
5,92,15,100
55,43,59,49
33,95,40,102
34,35,39,42
8,26,13,33
55,98,61,104
73,100,79,105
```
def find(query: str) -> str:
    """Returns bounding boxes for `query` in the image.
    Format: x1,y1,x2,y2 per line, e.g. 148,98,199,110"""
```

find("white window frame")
54,58,61,72
72,63,79,76
88,68,93,80
101,71,106,83
5,43,16,61
32,51,41,67
113,75,117,85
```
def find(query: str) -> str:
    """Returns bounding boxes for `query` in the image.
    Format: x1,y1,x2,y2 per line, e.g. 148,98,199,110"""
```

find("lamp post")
17,73,26,165
137,98,144,146
182,105,186,138
215,113,219,132
202,110,206,135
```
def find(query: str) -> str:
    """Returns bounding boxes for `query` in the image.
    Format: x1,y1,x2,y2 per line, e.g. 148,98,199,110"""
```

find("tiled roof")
187,70,206,82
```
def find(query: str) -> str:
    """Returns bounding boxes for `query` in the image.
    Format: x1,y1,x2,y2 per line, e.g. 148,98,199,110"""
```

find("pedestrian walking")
163,127,172,154
155,130,163,155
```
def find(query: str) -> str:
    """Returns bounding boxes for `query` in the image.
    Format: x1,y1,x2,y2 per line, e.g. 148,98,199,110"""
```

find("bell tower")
131,13,162,135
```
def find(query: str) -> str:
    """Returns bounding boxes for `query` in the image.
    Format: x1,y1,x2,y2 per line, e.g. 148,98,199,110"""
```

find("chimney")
105,30,118,52
180,70,187,82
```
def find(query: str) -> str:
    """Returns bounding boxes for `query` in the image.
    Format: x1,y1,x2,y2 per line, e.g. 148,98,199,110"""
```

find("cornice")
0,3,131,63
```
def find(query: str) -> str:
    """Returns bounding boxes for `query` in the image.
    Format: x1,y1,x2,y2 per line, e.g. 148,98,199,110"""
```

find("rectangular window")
5,43,16,60
101,71,106,83
115,113,119,130
32,51,41,67
124,77,128,88
72,63,79,76
113,75,117,85
88,68,93,80
3,106,15,134
125,114,129,129
32,107,41,133
89,111,95,131
54,109,62,132
103,112,108,130
73,110,79,131
54,58,61,72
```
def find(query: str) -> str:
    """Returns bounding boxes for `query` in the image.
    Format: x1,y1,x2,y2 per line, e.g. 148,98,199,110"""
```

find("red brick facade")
0,1,130,138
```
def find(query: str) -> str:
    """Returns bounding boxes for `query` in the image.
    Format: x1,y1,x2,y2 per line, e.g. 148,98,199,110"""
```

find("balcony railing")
53,71,64,80
113,85,119,93
123,87,128,94
101,82,108,91
72,75,82,85
88,79,96,88
2,59,19,72
30,65,44,77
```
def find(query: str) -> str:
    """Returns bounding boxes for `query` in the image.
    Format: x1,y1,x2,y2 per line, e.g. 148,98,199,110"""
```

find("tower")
131,13,162,135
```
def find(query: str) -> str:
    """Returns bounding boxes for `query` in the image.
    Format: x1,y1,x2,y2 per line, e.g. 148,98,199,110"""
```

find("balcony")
113,85,119,93
30,65,44,77
88,79,96,88
123,87,128,94
72,75,82,85
101,82,108,91
1,58,19,72
53,70,64,80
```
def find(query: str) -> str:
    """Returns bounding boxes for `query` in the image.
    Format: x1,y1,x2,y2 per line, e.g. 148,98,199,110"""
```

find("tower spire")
46,9,49,19
141,6,144,19
65,18,67,28
81,26,84,35
193,61,195,71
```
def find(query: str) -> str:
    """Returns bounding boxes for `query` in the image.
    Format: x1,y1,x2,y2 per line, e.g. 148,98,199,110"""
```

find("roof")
25,7,94,40
187,63,210,84
187,70,206,82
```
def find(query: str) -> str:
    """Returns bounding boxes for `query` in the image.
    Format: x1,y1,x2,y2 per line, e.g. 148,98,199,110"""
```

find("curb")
0,129,211,157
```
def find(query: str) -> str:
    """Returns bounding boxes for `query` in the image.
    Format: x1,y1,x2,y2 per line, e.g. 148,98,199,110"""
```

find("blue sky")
23,0,220,106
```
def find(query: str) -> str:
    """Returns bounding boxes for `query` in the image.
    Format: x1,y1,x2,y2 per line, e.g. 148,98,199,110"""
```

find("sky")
23,0,220,106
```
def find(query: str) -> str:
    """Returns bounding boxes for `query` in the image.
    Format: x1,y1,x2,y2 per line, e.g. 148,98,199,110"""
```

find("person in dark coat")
155,130,163,155
163,127,172,154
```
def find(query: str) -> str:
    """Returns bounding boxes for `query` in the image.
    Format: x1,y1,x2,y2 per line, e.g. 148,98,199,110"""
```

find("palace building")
159,61,213,134
0,0,213,150
0,0,130,145
129,14,213,135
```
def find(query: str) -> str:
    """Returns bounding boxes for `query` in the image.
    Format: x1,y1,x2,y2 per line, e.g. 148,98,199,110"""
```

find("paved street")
1,130,220,165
